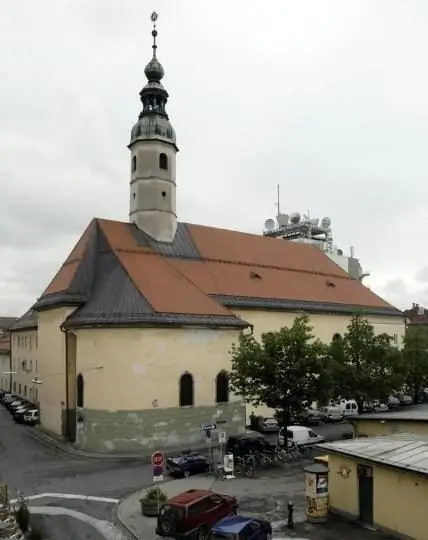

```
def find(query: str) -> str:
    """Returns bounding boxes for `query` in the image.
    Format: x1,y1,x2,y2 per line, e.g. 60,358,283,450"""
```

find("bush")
15,502,30,532
141,486,168,504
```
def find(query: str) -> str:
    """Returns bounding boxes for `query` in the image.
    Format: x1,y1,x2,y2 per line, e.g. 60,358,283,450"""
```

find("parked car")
388,396,400,409
7,400,24,411
290,409,321,426
278,425,325,448
156,489,237,539
23,409,39,426
319,406,343,422
13,404,36,423
9,400,32,414
1,394,17,405
166,451,210,478
226,432,275,458
208,516,272,540
255,416,279,433
398,394,412,406
360,402,375,413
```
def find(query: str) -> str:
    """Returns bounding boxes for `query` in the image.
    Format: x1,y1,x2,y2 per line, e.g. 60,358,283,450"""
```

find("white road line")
10,493,119,504
29,505,127,540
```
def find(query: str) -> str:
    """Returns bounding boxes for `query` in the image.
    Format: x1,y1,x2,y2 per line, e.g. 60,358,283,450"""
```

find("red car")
156,489,238,540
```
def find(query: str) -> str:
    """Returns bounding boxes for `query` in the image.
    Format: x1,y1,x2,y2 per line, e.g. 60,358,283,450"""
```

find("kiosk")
304,463,329,523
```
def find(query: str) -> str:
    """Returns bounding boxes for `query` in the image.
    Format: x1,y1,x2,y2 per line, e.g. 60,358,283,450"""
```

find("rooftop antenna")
276,184,280,215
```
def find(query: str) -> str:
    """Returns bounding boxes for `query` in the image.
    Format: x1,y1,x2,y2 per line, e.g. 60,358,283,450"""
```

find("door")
358,465,373,525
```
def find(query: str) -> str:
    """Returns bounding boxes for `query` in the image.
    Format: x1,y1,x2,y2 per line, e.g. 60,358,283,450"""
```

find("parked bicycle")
233,455,255,477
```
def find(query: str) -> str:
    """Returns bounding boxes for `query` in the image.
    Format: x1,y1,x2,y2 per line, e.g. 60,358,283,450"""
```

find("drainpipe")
9,331,13,393
60,324,69,440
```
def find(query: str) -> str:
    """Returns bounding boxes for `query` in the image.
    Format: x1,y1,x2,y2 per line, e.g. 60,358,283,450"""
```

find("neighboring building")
9,310,39,405
13,15,404,454
318,434,428,540
263,211,369,282
403,303,428,326
0,316,18,391
350,406,428,438
0,334,11,391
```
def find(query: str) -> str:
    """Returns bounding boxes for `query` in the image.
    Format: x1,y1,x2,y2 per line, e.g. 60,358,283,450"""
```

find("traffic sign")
201,423,216,432
151,450,164,467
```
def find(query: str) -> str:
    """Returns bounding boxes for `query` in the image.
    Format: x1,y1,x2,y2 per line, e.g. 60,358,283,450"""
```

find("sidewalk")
116,470,395,540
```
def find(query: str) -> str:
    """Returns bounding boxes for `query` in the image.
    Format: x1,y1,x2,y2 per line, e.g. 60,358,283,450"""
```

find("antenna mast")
276,184,280,215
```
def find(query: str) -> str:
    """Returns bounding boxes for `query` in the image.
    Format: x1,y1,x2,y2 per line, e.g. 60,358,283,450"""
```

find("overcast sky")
1,0,427,316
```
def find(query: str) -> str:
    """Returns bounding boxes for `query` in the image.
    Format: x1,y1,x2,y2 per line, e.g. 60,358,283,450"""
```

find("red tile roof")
33,218,401,326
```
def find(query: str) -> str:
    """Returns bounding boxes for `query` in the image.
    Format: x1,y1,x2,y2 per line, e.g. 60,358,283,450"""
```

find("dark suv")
156,489,237,540
226,432,275,458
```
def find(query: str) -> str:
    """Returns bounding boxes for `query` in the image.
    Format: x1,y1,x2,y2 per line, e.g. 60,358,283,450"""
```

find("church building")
10,15,404,454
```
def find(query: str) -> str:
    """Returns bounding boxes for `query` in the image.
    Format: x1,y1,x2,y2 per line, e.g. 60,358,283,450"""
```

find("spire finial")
151,11,158,58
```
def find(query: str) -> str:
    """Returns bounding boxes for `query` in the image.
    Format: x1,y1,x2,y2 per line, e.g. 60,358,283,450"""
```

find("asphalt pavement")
0,405,352,539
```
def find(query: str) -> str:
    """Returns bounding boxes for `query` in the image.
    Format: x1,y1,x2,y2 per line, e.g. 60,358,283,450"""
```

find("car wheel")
183,469,190,478
160,517,176,536
198,525,209,540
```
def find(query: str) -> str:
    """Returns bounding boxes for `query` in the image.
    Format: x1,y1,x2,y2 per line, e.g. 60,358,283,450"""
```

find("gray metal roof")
0,317,19,330
10,309,37,331
214,295,403,318
131,222,202,259
318,433,428,477
354,406,428,422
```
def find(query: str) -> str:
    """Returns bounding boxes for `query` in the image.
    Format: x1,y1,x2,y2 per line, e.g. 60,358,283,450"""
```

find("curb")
114,503,140,540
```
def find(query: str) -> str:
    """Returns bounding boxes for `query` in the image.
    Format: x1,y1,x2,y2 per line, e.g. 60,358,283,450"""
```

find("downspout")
9,332,13,393
60,324,69,440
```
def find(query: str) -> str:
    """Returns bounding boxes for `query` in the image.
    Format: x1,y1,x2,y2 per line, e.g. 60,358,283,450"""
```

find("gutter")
60,323,69,440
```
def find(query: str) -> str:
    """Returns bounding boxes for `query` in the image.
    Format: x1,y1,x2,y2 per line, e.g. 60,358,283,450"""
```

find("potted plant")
140,486,168,517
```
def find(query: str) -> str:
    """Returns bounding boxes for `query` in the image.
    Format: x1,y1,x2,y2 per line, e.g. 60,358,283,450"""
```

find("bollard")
287,501,294,529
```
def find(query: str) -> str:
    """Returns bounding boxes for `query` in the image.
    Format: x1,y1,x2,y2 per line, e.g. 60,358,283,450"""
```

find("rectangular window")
36,360,38,373
30,360,32,373
35,335,38,349
18,383,21,394
13,382,16,392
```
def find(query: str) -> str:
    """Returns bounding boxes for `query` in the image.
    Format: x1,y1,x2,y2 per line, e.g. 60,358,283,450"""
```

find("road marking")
10,493,119,504
29,505,127,540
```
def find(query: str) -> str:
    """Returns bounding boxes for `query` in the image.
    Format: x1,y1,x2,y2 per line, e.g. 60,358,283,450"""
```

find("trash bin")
304,463,329,523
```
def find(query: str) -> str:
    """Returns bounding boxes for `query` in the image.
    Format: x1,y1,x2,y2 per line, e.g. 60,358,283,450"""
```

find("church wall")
37,307,76,436
70,310,404,454
73,326,245,453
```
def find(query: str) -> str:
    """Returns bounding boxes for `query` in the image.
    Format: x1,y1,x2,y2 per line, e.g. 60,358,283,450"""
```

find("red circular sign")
151,451,164,467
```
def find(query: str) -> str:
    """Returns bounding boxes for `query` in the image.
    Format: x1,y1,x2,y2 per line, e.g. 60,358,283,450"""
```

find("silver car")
319,406,343,423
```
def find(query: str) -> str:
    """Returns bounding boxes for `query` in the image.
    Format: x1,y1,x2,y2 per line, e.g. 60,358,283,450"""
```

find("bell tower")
129,12,179,243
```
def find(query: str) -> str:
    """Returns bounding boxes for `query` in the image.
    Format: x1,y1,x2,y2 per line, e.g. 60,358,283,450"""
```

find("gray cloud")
1,0,428,315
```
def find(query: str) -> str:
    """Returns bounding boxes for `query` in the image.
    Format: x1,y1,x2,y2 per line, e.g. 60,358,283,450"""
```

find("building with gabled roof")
11,14,404,454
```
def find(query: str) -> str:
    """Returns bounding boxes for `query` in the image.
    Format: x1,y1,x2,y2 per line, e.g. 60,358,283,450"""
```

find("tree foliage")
403,325,428,403
327,314,404,409
229,315,331,422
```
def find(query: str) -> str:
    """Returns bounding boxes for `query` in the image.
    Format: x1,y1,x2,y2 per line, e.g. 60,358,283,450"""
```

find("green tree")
403,325,428,403
229,315,331,429
329,314,404,410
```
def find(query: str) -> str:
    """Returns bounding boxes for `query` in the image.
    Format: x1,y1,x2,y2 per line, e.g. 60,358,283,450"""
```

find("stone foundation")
74,402,246,453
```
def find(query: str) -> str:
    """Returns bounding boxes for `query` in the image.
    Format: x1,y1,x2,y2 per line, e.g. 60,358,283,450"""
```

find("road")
0,407,351,539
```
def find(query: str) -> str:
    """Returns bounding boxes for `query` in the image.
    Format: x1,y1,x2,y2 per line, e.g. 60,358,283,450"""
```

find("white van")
278,425,325,448
336,399,359,417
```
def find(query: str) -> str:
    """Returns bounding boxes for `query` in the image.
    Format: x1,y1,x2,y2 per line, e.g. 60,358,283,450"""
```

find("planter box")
140,500,161,517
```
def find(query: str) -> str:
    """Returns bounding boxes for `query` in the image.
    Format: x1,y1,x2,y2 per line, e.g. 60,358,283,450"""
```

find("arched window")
179,372,194,407
159,153,168,170
132,155,137,172
216,371,229,403
77,373,84,408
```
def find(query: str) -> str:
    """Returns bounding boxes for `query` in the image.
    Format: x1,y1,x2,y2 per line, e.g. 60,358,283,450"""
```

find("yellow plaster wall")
354,419,428,437
10,330,39,403
74,326,242,410
327,455,359,517
374,467,428,540
37,308,76,434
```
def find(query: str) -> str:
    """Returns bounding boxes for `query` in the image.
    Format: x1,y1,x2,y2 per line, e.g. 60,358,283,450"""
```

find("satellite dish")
321,217,331,228
290,212,301,224
277,213,289,226
310,218,319,227
264,218,276,231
